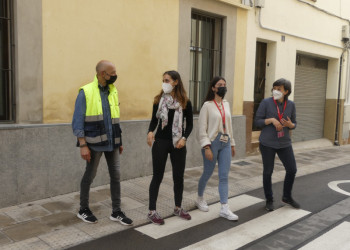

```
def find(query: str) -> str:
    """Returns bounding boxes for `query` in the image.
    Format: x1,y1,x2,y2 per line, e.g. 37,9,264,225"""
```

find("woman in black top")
254,78,300,212
146,70,193,225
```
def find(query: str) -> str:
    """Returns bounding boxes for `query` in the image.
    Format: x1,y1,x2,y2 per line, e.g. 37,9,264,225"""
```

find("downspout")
334,51,345,146
334,32,350,145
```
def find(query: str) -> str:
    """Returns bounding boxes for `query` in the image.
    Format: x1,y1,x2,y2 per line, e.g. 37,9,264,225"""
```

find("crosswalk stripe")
299,222,350,250
181,206,311,250
135,194,263,239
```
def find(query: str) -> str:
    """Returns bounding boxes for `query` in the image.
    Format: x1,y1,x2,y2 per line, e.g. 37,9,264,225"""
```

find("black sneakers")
282,197,300,209
77,208,98,223
110,211,133,226
265,200,274,212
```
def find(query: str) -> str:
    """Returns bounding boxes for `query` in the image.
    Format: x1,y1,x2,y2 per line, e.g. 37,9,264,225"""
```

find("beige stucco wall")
312,0,350,19
42,0,179,123
232,8,248,115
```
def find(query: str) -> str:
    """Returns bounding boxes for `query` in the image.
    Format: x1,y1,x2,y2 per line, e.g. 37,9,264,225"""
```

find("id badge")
277,131,285,138
220,134,229,143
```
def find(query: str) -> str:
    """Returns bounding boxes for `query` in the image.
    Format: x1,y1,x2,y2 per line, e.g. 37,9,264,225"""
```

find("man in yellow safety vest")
72,60,133,225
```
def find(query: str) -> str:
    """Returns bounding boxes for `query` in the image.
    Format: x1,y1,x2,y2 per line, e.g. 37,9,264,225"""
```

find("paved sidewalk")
0,142,349,250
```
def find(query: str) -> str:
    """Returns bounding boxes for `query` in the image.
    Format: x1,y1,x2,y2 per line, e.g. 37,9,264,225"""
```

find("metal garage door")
292,55,328,142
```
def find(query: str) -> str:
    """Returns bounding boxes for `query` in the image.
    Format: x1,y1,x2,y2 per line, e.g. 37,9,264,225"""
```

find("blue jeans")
259,144,297,201
198,133,232,204
80,148,121,212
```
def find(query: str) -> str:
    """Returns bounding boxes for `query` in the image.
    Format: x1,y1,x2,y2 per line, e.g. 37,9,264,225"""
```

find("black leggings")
149,138,187,210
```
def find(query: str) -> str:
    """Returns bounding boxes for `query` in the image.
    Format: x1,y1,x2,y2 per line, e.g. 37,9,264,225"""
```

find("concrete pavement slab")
74,217,126,238
102,196,146,213
39,212,80,229
3,220,51,242
41,201,77,213
1,237,51,250
0,232,11,245
89,203,112,218
5,205,50,222
39,227,91,249
0,214,16,228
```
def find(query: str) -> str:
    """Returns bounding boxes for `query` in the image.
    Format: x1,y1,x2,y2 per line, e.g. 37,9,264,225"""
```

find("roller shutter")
292,55,328,142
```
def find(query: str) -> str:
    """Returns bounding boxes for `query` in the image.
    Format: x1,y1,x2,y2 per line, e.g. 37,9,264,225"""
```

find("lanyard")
213,100,226,132
273,98,287,121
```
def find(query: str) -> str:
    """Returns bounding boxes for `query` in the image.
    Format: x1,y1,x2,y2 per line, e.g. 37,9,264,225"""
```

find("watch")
181,137,187,141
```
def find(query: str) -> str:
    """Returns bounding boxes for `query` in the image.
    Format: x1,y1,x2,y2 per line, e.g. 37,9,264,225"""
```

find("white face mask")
162,82,174,94
272,90,283,100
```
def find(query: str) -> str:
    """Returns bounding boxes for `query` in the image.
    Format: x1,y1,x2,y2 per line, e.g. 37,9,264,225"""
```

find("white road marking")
135,194,263,239
299,222,350,250
181,207,310,250
328,180,350,196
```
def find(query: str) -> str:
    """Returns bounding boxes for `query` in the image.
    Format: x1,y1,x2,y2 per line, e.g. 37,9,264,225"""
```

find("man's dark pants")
80,148,121,212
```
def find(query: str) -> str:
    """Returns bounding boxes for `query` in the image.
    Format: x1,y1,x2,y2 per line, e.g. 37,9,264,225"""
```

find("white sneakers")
195,197,209,212
196,197,239,221
219,204,239,221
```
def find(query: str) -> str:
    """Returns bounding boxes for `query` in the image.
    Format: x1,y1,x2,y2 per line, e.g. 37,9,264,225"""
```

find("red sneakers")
148,211,165,225
174,208,191,220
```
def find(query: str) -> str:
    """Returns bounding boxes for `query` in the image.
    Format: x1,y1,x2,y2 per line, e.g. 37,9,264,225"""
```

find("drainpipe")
334,50,346,146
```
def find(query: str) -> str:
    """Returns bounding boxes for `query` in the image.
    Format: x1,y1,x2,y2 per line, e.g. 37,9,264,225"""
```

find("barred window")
0,0,14,121
190,12,223,113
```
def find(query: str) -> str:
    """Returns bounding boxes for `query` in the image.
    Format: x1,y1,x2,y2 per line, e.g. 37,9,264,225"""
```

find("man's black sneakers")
77,208,98,223
265,200,274,212
110,211,133,226
282,197,300,209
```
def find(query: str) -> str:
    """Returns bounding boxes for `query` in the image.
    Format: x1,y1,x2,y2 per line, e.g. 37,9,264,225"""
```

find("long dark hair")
203,76,226,104
154,70,188,108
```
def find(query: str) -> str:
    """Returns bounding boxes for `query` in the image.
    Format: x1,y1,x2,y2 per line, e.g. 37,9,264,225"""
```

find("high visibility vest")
79,76,122,147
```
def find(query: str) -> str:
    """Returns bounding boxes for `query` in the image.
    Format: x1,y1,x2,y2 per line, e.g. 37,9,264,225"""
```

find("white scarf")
156,94,183,146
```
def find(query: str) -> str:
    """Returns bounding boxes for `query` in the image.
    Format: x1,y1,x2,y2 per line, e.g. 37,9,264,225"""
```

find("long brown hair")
203,76,226,104
154,70,188,108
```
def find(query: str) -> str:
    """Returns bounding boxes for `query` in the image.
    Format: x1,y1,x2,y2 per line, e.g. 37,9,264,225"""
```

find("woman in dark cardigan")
255,78,300,212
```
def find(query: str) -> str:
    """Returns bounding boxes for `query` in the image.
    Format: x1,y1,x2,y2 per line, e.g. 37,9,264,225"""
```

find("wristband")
79,143,88,148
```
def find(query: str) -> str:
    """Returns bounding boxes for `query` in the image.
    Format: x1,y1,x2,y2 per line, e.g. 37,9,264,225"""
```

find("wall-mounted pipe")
334,50,346,146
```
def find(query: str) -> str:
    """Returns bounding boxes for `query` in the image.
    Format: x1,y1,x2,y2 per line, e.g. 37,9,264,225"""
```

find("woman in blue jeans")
254,78,300,212
196,76,238,221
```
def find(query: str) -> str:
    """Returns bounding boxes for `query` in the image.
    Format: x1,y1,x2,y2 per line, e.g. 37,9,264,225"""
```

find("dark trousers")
80,148,121,212
259,144,297,201
149,138,187,210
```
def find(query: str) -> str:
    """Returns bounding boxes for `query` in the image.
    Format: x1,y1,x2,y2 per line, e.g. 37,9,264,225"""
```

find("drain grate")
234,161,252,166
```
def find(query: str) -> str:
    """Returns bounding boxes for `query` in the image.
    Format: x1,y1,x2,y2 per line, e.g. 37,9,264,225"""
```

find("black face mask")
106,74,117,84
217,87,227,98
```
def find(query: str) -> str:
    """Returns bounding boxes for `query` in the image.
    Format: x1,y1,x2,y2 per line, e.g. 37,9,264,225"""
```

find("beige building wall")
42,0,179,123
